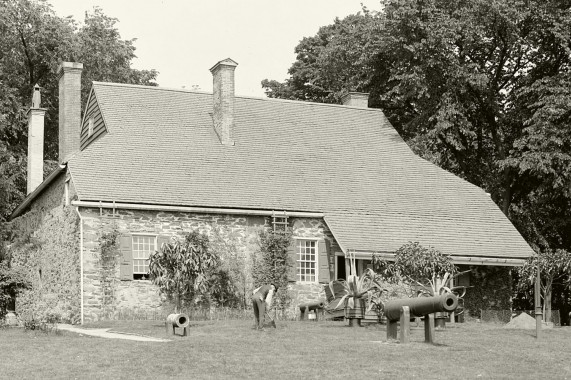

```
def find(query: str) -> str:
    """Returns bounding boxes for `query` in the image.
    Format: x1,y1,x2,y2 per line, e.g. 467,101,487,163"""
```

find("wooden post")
387,319,398,340
535,263,542,339
449,277,455,325
424,313,435,344
399,306,410,344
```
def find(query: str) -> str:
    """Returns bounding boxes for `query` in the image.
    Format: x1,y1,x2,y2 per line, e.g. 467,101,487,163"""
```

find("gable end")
80,89,107,150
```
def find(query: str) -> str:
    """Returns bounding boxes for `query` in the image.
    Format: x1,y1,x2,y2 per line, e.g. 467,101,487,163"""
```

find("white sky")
48,0,381,97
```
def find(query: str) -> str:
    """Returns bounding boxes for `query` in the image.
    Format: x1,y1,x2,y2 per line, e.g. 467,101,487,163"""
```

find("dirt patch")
504,312,553,329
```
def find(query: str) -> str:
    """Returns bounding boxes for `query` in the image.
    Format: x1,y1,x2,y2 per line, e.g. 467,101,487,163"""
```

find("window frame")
295,238,319,283
130,234,156,280
87,116,94,137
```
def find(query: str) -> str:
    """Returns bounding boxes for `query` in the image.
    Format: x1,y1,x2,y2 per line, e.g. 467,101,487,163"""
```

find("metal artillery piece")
383,293,458,344
165,313,190,337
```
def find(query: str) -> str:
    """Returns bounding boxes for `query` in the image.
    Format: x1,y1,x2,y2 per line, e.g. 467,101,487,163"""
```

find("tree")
374,242,458,296
0,0,158,222
262,11,381,103
264,0,571,313
518,249,571,322
148,231,219,311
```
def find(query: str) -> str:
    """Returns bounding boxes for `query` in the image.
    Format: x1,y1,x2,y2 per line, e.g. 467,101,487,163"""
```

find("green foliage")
0,261,30,320
518,249,571,321
264,0,571,273
0,0,158,222
209,225,253,309
252,230,292,311
328,268,386,311
148,231,218,310
208,268,241,308
98,226,120,310
374,242,457,296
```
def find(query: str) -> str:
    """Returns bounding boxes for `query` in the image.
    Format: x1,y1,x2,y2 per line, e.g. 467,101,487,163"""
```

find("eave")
10,164,66,220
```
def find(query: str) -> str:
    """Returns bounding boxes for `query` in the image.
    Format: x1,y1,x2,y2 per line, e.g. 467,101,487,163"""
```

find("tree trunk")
545,288,552,323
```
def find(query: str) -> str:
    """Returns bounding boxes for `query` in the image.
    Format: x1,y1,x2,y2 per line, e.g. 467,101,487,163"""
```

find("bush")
0,262,30,321
149,230,219,310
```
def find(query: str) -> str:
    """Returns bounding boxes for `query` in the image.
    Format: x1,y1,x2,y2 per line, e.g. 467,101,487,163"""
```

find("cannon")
299,301,325,321
165,313,190,337
383,293,458,344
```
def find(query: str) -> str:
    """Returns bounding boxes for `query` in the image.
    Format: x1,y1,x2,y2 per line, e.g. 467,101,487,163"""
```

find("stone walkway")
57,324,170,342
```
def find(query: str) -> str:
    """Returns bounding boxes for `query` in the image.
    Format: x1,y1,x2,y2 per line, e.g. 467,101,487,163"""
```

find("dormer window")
87,116,94,137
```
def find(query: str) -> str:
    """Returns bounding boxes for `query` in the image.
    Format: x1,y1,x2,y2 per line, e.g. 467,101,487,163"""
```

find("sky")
48,0,382,97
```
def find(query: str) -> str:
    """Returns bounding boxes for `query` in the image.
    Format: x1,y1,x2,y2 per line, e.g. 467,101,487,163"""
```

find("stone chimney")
26,84,46,194
210,58,238,146
341,92,369,108
58,62,83,163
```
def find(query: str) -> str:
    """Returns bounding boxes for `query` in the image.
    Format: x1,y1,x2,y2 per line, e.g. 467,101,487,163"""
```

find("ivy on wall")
6,206,80,323
462,265,512,318
98,225,120,315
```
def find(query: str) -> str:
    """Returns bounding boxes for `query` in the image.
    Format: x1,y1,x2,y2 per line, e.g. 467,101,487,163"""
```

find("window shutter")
157,236,170,253
119,235,133,281
318,240,330,283
287,239,297,282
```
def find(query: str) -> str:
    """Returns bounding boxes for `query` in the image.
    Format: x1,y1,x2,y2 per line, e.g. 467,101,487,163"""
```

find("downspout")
74,206,84,325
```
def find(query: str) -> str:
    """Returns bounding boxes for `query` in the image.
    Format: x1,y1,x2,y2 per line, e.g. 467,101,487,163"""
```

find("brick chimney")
58,62,83,163
341,92,369,108
210,58,238,146
26,84,46,194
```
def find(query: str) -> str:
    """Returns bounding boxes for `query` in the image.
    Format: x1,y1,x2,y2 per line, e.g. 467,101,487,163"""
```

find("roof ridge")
91,81,385,112
92,81,212,95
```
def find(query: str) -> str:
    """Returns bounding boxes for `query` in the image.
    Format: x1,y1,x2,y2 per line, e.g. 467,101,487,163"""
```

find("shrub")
0,262,30,321
148,231,219,310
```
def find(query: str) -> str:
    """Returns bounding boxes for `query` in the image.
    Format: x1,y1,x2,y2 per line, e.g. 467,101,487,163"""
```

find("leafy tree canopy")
0,0,158,222
263,0,571,256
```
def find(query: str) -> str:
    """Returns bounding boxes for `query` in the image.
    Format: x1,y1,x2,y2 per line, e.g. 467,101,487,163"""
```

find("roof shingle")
68,82,534,259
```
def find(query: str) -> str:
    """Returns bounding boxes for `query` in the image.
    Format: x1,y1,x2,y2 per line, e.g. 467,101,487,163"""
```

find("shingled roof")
67,82,534,261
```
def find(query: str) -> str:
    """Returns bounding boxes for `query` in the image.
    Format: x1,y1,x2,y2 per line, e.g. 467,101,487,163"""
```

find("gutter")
10,164,66,219
73,206,84,325
358,251,527,267
71,201,324,218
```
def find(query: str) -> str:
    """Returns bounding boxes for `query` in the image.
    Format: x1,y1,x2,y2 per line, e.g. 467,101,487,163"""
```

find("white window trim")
87,116,94,137
131,234,157,279
294,238,319,283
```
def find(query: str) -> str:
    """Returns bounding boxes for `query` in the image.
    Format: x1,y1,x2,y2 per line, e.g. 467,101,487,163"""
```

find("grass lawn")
1,320,570,379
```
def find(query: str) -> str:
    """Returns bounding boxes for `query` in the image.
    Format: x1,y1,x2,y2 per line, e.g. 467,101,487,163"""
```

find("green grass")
1,320,570,379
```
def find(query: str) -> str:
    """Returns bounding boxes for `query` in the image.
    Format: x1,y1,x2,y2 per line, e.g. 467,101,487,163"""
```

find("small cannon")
165,313,190,337
299,301,325,321
383,293,458,344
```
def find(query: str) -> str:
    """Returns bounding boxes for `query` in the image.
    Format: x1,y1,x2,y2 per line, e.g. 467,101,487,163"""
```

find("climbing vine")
252,229,293,313
98,225,120,314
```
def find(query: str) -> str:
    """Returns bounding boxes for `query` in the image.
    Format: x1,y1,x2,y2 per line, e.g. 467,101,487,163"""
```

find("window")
296,239,317,282
132,235,155,280
87,116,94,137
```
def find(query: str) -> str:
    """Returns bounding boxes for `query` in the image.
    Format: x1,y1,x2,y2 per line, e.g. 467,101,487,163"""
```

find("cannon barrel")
383,293,458,321
298,301,325,312
166,313,189,328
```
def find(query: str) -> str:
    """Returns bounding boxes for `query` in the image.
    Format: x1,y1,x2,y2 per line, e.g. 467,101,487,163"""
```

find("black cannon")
383,293,458,344
299,301,325,321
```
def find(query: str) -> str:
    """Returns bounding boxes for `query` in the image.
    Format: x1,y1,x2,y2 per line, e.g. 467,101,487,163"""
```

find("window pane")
132,236,155,274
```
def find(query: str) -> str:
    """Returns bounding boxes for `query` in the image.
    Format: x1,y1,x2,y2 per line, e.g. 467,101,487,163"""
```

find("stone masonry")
79,207,338,322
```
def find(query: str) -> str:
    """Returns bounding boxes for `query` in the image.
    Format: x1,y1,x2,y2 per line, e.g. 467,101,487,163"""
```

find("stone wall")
8,172,81,323
79,208,333,322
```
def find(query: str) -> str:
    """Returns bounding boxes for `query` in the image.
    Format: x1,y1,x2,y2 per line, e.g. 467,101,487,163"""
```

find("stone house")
8,58,534,324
